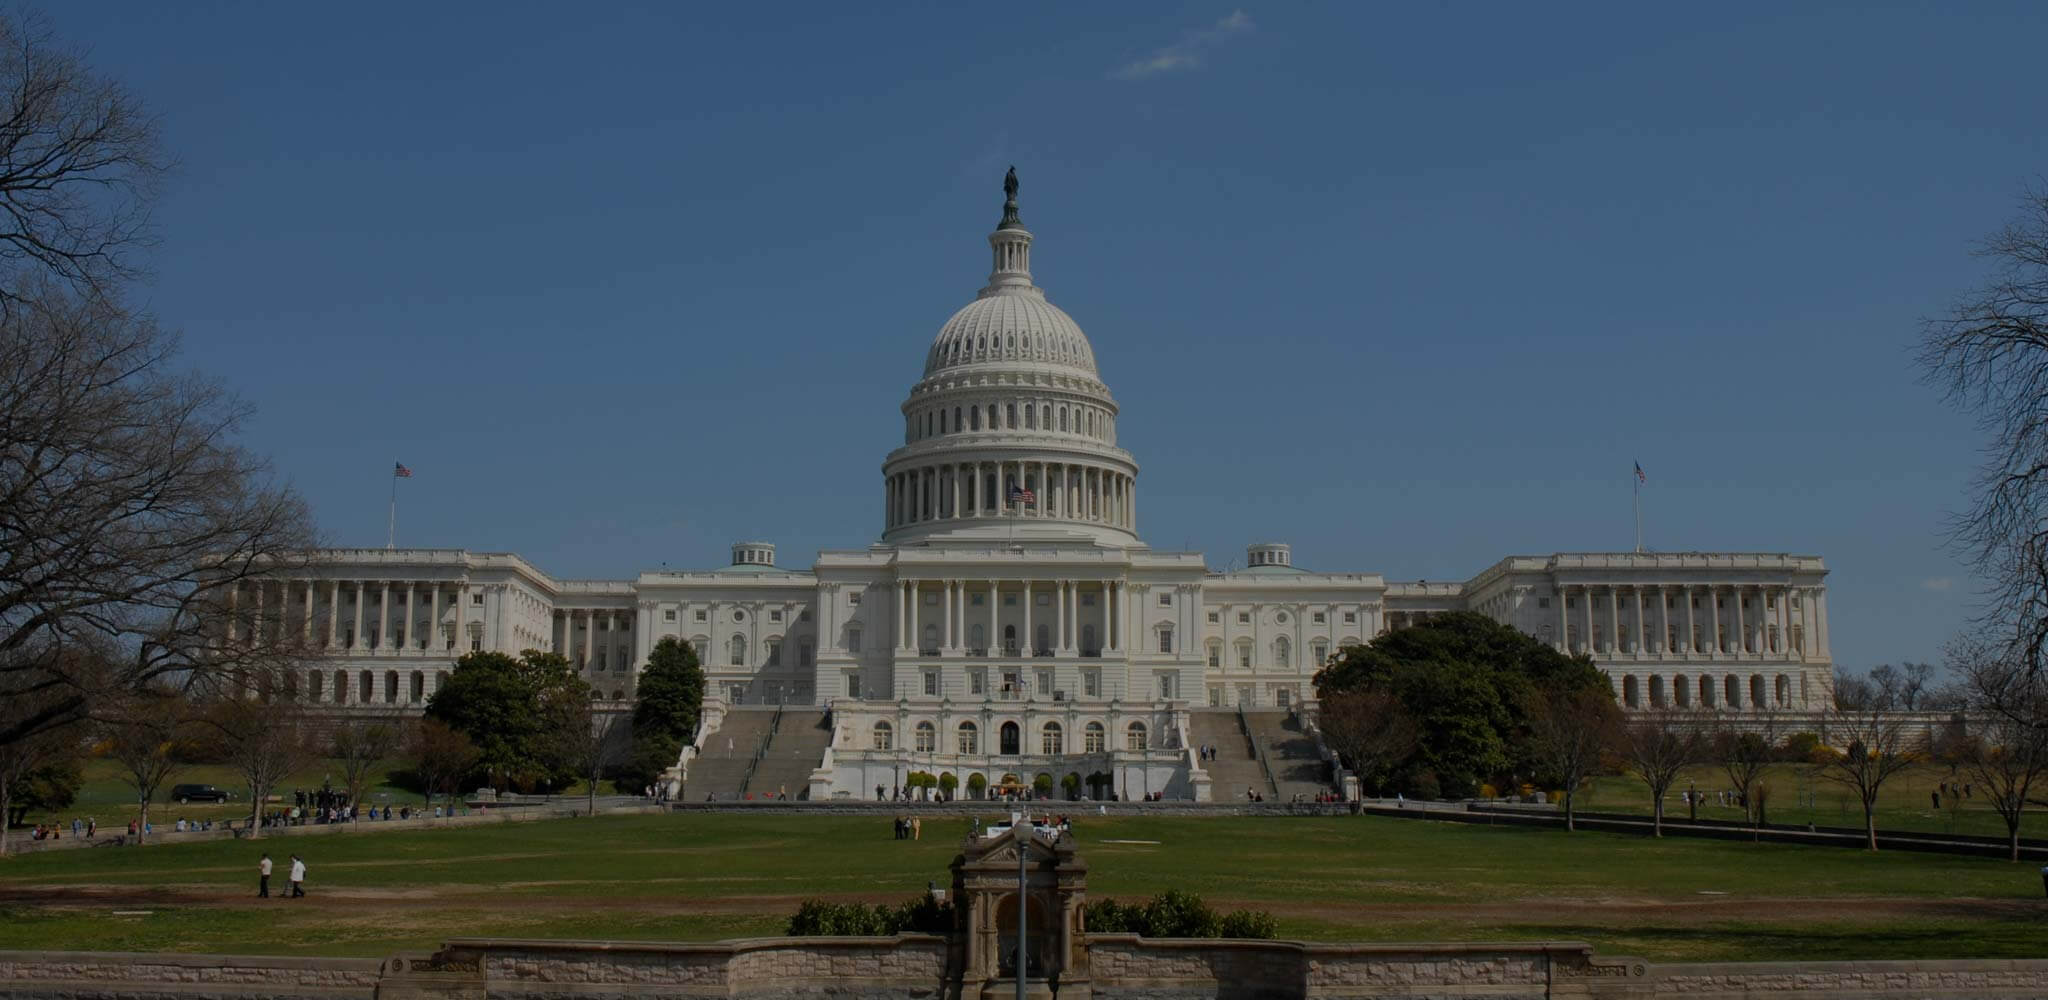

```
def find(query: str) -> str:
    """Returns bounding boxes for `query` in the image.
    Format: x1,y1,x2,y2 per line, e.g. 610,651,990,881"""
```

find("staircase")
1187,710,1272,802
743,710,831,800
683,709,780,802
1240,710,1335,801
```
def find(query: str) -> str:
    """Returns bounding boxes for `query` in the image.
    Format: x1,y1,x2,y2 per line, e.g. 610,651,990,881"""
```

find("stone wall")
5,939,2048,1000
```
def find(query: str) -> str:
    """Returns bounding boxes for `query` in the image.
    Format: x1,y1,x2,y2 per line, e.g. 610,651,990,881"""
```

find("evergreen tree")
621,637,705,789
424,649,590,790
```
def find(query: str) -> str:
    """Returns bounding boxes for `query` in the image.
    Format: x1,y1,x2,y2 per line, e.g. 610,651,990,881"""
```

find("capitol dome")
880,168,1140,547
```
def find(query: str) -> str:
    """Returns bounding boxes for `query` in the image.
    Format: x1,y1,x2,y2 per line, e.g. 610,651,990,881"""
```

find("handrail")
737,704,784,799
1238,705,1279,799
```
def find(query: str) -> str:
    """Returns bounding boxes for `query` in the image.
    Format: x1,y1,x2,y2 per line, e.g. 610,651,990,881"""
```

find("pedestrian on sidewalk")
258,853,272,897
288,855,306,898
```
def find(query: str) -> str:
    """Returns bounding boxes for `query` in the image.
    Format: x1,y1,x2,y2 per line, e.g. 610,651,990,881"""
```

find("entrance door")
1000,721,1021,755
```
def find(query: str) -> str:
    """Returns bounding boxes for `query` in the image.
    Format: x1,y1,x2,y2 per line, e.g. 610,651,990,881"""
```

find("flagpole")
1633,468,1642,554
388,470,398,550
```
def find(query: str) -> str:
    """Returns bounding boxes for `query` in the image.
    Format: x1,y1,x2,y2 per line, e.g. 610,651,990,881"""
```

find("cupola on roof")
922,167,1099,381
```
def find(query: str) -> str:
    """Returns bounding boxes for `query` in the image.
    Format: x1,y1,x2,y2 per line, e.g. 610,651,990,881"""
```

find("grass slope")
2,812,2042,962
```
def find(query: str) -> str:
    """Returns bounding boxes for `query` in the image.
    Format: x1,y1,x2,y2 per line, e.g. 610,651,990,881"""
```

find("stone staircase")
682,707,833,802
1187,710,1272,802
1241,710,1335,801
744,710,831,800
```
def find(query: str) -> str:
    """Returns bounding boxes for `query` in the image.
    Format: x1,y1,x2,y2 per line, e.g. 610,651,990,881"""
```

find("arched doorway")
1000,721,1020,755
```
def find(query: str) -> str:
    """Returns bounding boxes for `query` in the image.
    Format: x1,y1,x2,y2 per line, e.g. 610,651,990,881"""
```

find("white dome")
924,293,1098,379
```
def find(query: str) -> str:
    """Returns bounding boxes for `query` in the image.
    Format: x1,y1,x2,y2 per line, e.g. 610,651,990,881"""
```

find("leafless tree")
1920,187,2048,680
565,707,631,816
408,718,478,813
1946,634,2048,861
0,13,167,314
1522,687,1621,831
1709,709,1783,827
204,691,316,836
1313,690,1418,797
1815,707,1926,851
331,713,402,820
1615,708,1706,836
101,688,195,843
0,288,316,752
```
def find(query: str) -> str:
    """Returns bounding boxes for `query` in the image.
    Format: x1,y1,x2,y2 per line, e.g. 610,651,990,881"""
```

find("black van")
170,783,231,804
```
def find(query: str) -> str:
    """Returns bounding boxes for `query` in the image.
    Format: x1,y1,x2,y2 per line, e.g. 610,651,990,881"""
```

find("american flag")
394,462,413,478
1633,461,1645,485
1008,484,1034,506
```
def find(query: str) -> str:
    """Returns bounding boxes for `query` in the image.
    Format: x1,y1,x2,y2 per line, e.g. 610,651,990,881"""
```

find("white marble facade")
270,184,1836,796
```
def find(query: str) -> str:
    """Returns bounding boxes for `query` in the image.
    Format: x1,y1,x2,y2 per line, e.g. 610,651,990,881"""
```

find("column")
957,578,968,653
1022,579,1033,655
1581,585,1593,656
1632,587,1644,655
1607,587,1619,654
377,582,390,651
1816,588,1831,658
580,609,593,666
1110,581,1122,652
403,583,416,652
330,580,342,646
1055,580,1067,653
1734,585,1747,656
897,580,909,650
1683,585,1696,654
1555,586,1568,652
909,580,921,652
1658,585,1671,657
943,581,955,652
990,580,1001,653
1708,587,1721,655
352,582,364,649
1128,479,1137,533
302,581,314,643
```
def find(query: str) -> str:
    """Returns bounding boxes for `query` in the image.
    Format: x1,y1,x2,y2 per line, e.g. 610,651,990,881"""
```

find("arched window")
971,407,981,430
308,671,324,702
1674,675,1692,708
1126,722,1147,751
1081,624,1097,653
1724,674,1740,708
1700,675,1716,707
1000,721,1020,754
987,405,998,430
953,407,961,432
969,624,986,653
915,721,936,752
611,689,624,700
729,634,747,666
1775,674,1790,706
1206,639,1222,667
334,670,349,704
1041,721,1064,755
958,721,979,754
1025,405,1036,429
1084,722,1105,753
1274,636,1291,669
1035,624,1050,655
1004,624,1018,655
872,721,894,751
409,670,425,703
939,409,947,433
1006,403,1017,427
384,670,399,703
1059,407,1068,431
1623,675,1641,709
1235,639,1252,669
1750,674,1766,707
1041,404,1051,428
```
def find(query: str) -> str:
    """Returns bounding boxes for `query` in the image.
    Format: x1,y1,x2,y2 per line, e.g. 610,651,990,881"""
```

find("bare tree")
1522,687,1621,832
565,707,631,816
102,689,194,843
205,692,315,837
1709,709,1782,828
0,13,167,313
1815,707,1926,851
331,713,401,821
408,718,477,814
1947,634,2048,861
0,681,75,855
0,288,315,751
1313,690,1418,797
1615,709,1706,836
1920,188,2048,679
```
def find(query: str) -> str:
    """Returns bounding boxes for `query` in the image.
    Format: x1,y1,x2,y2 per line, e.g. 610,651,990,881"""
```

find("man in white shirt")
288,855,306,897
258,853,272,897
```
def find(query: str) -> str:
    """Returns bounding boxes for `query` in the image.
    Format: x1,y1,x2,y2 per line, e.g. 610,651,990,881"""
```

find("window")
848,627,862,652
1036,670,1052,696
732,609,746,622
1344,611,1357,624
1084,722,1105,753
972,593,985,606
1041,722,1063,755
1080,593,1094,607
1157,673,1177,699
729,635,746,666
1207,611,1220,624
915,721,936,752
924,591,939,605
1237,612,1250,625
1566,597,1576,609
1537,597,1550,609
616,649,627,670
1274,636,1290,669
872,722,893,750
970,670,985,695
695,609,708,622
847,673,861,698
1157,628,1173,654
848,593,861,606
923,671,938,696
664,609,677,622
770,609,783,623
1084,670,1099,697
1312,611,1325,624
1276,611,1289,624
1312,641,1327,665
471,593,484,606
1236,640,1252,669
1206,640,1222,668
1158,592,1172,607
1126,722,1147,751
958,722,979,754
766,640,781,667
799,641,813,667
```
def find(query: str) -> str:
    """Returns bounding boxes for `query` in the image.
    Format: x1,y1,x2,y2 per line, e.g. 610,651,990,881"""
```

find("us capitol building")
274,175,1837,800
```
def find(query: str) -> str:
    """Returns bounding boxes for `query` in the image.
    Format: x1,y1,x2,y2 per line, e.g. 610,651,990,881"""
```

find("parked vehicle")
171,783,231,804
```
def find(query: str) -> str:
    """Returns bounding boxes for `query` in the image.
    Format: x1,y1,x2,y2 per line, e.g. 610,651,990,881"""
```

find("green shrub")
1217,908,1279,939
1083,891,1275,939
786,895,954,936
1142,888,1220,938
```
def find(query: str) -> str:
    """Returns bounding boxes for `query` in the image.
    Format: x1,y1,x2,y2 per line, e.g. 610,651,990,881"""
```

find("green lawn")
1574,764,2048,840
2,812,2042,962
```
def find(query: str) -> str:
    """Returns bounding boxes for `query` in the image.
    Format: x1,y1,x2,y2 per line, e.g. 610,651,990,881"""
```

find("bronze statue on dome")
1003,166,1018,201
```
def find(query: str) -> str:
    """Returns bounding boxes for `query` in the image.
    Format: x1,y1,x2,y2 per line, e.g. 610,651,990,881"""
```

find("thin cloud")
1921,577,1954,592
1113,10,1254,80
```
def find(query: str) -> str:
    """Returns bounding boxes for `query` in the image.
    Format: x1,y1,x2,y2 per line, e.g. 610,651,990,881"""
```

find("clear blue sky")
57,3,2048,673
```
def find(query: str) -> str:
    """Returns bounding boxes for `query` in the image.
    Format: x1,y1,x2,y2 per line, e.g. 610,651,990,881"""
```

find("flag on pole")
1633,461,1645,485
1007,484,1034,507
394,462,413,478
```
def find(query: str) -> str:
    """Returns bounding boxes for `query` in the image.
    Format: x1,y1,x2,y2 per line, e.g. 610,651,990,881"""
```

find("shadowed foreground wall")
4,938,2048,1000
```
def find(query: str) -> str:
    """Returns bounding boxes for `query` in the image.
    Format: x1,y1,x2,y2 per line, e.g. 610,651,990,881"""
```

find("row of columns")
227,579,464,653
1555,583,1823,660
885,460,1134,532
896,579,1130,656
555,609,630,670
1620,670,1806,711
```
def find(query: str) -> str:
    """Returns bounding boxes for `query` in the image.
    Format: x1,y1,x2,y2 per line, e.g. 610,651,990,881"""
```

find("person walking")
258,853,272,898
288,855,306,898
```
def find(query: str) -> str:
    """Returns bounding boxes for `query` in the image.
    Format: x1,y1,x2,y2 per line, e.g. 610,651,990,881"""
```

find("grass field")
1575,764,2048,839
1,811,2042,962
